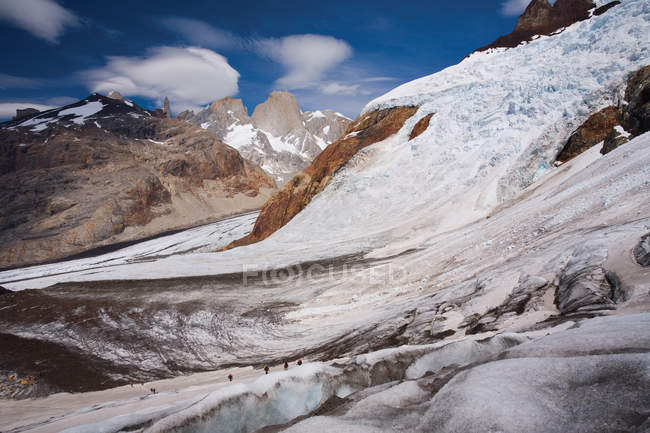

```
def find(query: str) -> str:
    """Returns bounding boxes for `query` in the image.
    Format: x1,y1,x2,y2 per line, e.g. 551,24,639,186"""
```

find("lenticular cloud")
82,46,240,113
256,34,353,90
0,0,79,43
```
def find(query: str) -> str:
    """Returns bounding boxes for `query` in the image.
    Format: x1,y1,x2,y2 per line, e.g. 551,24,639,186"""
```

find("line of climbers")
230,359,303,381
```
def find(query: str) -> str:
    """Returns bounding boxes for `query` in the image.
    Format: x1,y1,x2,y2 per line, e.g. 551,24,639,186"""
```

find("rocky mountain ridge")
0,94,276,268
477,0,620,52
178,91,351,185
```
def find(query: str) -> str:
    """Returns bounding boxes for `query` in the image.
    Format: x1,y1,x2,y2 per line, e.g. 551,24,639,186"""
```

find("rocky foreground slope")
0,93,276,268
178,92,351,185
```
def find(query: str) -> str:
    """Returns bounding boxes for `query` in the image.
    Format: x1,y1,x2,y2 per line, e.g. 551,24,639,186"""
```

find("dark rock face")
515,0,554,33
0,94,275,268
635,234,650,267
622,65,650,137
594,1,621,16
163,96,171,118
556,106,621,162
600,128,629,155
13,108,40,121
226,106,419,249
476,0,610,53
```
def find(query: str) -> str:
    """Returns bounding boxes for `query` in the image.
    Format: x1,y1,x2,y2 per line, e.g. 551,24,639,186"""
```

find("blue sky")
0,0,533,119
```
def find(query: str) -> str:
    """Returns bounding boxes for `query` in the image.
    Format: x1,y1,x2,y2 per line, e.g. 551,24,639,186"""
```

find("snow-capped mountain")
178,91,351,185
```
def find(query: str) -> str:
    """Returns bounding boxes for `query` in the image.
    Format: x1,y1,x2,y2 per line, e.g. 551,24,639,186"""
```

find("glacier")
1,1,649,432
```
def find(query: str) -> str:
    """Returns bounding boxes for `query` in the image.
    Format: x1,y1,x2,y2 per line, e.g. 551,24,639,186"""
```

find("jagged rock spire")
516,0,553,32
163,96,171,118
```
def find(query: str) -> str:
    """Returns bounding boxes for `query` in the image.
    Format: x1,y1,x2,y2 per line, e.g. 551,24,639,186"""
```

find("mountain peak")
516,0,553,32
179,91,351,185
476,0,614,52
107,90,124,101
208,96,249,119
251,91,302,137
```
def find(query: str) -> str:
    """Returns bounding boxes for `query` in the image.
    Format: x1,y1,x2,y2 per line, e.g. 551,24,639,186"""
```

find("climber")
284,361,289,370
264,365,270,374
228,374,233,382
297,359,303,366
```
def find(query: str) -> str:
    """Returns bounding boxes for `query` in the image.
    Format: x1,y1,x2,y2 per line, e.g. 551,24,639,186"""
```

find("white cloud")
0,73,42,89
0,102,56,119
45,96,78,106
82,46,240,113
256,34,353,89
361,76,397,82
0,0,79,43
320,82,360,95
160,17,243,49
500,0,557,16
501,0,532,16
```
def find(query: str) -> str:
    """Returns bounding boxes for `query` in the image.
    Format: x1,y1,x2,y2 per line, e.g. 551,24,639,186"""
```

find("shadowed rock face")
556,65,650,161
476,0,615,52
556,106,621,162
0,94,276,268
226,106,420,249
623,65,650,137
635,234,650,267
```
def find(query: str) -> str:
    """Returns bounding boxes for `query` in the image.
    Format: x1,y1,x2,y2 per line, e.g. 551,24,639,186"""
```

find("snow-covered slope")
0,212,258,288
179,92,351,185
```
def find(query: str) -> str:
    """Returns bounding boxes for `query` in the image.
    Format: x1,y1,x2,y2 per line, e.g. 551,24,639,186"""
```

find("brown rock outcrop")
556,65,650,162
476,0,619,53
556,106,621,162
0,94,276,268
409,113,434,141
226,106,419,249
